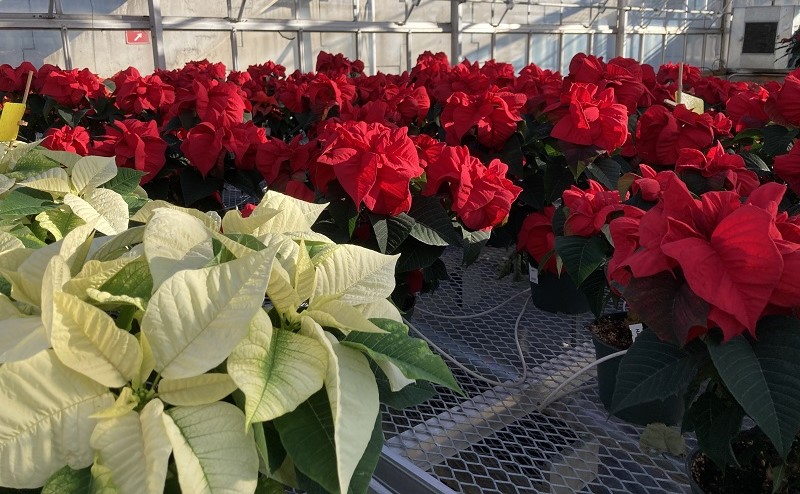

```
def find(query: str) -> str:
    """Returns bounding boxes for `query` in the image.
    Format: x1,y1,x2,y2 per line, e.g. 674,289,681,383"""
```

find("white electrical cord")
406,286,630,408
537,349,628,410
403,291,533,388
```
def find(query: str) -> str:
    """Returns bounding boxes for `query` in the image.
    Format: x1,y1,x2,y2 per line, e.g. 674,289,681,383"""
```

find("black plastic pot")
592,315,684,426
529,267,590,315
686,448,704,494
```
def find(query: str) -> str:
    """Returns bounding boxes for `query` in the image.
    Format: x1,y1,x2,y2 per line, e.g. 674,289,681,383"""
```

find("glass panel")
70,29,155,76
409,33,449,63
0,1,49,13
461,33,491,63
235,0,296,20
237,31,298,73
0,29,64,67
163,30,233,70
530,33,559,71
62,0,149,15
372,33,407,74
685,34,705,68
162,0,228,17
625,34,641,62
561,33,587,72
642,34,663,67
663,34,686,65
704,34,721,71
494,34,527,72
305,32,357,70
307,0,355,22
592,34,616,61
414,0,450,24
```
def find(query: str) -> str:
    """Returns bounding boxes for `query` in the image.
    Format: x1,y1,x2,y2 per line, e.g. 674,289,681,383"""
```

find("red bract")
315,51,365,78
440,90,525,149
91,119,167,184
180,122,225,177
306,73,357,117
675,142,759,196
549,83,629,152
773,69,800,127
514,64,563,115
656,62,702,87
41,125,91,155
315,121,423,216
0,62,36,93
774,143,800,195
608,175,800,342
725,86,770,132
430,60,492,103
223,121,267,169
452,159,521,231
168,80,247,128
256,135,311,190
517,207,558,274
34,65,106,108
562,180,625,237
112,67,175,115
635,105,714,165
155,59,227,87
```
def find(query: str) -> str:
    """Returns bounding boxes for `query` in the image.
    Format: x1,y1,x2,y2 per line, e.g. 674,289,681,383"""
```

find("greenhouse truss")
0,0,727,76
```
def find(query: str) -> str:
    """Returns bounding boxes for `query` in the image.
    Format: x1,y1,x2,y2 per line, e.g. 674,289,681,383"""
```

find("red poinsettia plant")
607,167,800,490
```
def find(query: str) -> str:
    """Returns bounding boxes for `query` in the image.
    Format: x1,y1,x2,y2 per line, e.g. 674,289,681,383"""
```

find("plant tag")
529,265,539,284
629,323,644,341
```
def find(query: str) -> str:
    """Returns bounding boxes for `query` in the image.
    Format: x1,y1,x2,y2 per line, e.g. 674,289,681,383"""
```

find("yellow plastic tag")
675,91,705,114
0,103,26,141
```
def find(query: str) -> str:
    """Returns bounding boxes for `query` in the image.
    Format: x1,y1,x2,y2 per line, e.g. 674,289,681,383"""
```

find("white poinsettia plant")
0,180,460,493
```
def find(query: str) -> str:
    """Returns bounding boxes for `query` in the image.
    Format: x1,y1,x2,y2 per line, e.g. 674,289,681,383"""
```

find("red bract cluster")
609,175,800,343
4,53,800,300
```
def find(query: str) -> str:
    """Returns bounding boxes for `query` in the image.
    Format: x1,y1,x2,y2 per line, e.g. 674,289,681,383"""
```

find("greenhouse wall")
0,0,797,75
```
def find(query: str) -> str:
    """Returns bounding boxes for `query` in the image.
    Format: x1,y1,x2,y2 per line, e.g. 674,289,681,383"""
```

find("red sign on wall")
125,31,151,45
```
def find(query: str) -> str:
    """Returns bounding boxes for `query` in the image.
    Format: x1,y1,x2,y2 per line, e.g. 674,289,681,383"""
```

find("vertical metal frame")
60,26,72,69
451,0,461,63
147,0,167,70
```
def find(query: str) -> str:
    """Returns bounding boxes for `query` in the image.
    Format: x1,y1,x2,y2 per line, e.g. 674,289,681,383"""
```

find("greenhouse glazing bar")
0,0,724,74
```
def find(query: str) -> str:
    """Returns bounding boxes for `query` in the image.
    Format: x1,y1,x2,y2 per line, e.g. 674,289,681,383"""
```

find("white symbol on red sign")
125,31,151,45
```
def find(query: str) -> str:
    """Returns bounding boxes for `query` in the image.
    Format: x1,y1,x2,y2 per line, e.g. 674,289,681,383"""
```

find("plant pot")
686,448,705,494
529,266,590,315
591,313,684,426
684,429,794,494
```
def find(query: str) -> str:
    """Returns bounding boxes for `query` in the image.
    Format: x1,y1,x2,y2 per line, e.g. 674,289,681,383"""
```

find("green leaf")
228,312,328,426
95,257,153,308
586,158,622,190
103,168,146,195
762,125,798,156
396,237,446,272
41,466,93,494
369,213,415,255
376,365,437,409
180,167,223,207
707,316,800,458
739,151,771,172
163,402,259,494
461,229,490,266
342,318,462,393
6,151,60,179
35,207,86,241
206,237,238,267
0,187,57,217
610,329,697,413
274,390,339,493
408,196,462,247
255,477,285,494
684,388,744,468
224,233,267,252
553,235,607,287
346,413,384,494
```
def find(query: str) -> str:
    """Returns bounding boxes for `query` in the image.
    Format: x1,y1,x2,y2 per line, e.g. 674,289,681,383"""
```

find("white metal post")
615,0,627,58
451,0,461,63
